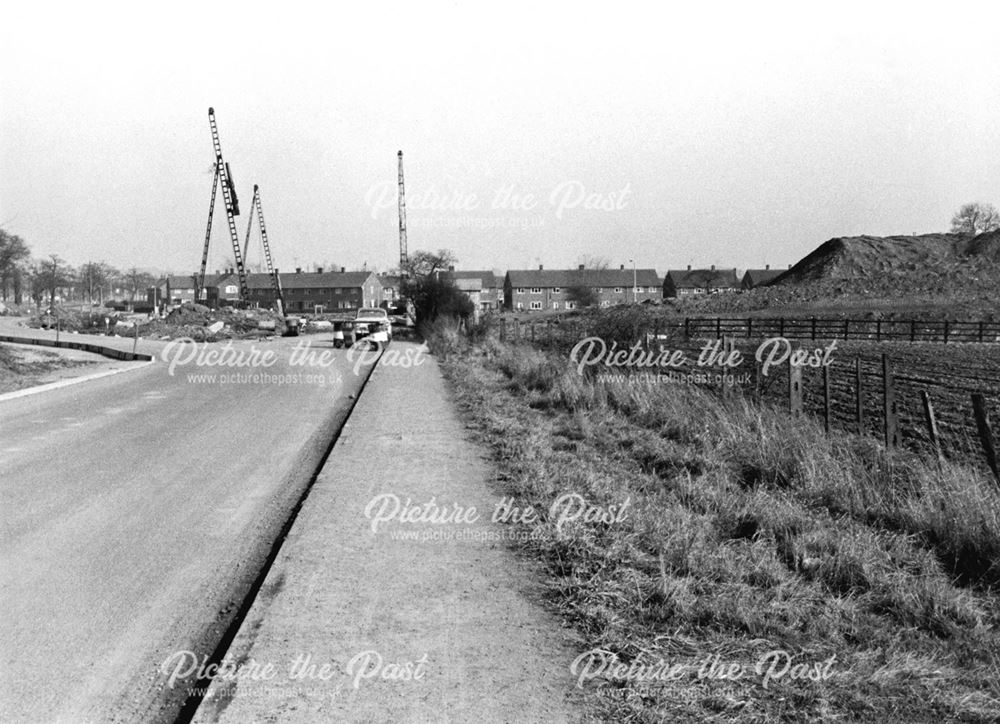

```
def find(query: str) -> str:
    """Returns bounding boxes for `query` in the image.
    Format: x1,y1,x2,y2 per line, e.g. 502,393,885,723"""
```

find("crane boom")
205,107,250,301
397,150,408,273
244,185,285,318
197,163,221,301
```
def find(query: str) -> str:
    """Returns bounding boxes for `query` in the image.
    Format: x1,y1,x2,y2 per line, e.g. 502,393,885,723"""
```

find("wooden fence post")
883,354,899,448
779,317,785,338
823,365,831,433
855,357,864,435
921,391,943,465
811,317,817,340
789,355,803,417
843,319,850,341
910,320,916,343
531,323,536,343
747,317,753,339
876,320,881,342
978,321,985,343
971,393,1000,485
684,318,690,340
716,317,721,339
943,320,949,344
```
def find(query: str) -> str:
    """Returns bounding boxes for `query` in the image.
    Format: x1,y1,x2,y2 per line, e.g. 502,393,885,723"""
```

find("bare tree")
30,255,72,309
401,249,458,279
0,228,31,302
125,267,154,306
79,261,113,305
950,202,1000,235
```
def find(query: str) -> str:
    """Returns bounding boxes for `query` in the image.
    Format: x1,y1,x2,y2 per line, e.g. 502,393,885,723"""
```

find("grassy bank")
0,342,99,394
429,325,1000,722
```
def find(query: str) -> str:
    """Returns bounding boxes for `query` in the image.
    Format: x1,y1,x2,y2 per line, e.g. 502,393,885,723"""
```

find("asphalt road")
0,325,376,723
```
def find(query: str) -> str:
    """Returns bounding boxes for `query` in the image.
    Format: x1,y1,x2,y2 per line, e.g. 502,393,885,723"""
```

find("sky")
1,1,998,277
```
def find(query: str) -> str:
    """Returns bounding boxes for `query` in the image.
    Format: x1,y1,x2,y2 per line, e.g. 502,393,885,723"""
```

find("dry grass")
431,331,1000,722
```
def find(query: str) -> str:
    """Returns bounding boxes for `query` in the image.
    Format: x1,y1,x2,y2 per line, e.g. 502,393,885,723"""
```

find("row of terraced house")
150,263,786,314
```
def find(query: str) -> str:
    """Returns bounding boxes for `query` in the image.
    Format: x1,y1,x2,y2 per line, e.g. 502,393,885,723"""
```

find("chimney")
765,264,770,270
578,264,585,270
340,266,346,273
448,265,455,272
788,263,792,269
538,264,543,270
317,267,323,274
710,264,716,271
215,269,220,275
620,264,625,270
686,264,691,271
296,267,302,274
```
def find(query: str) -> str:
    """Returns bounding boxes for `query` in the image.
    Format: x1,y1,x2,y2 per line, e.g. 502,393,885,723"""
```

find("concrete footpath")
191,342,585,723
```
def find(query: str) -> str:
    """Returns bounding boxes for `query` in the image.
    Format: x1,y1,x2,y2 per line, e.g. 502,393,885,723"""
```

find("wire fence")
495,315,1000,482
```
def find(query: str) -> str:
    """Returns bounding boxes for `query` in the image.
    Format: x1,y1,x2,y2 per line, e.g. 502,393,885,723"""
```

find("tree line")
0,228,157,309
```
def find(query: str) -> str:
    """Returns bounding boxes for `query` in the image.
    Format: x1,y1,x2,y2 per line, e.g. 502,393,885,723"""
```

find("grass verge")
427,322,1000,722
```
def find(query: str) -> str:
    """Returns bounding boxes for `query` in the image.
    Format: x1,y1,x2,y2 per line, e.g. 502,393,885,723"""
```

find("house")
503,264,662,311
247,267,382,313
441,269,504,311
378,274,402,308
741,265,784,290
453,278,483,322
160,274,198,305
203,270,242,306
663,266,740,298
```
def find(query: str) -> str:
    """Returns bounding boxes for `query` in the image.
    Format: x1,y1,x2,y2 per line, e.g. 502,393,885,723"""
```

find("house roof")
741,269,783,287
442,270,501,288
247,271,376,290
454,278,483,292
166,275,197,289
506,268,661,288
665,268,740,289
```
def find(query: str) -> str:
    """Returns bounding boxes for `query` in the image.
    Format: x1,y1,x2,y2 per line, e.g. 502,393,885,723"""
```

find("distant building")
663,266,740,298
159,274,198,305
247,268,382,313
378,274,402,308
504,265,662,311
203,270,241,306
441,269,504,312
741,265,783,290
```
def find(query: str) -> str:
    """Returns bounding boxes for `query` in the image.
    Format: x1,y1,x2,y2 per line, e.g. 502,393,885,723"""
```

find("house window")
593,287,601,293
600,300,610,308
224,285,237,294
516,302,524,310
565,301,576,310
529,301,542,310
530,287,541,294
334,288,341,295
516,288,524,294
552,301,559,309
614,287,622,294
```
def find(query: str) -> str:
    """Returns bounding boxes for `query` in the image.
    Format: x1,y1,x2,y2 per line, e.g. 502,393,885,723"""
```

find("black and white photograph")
2,1,999,721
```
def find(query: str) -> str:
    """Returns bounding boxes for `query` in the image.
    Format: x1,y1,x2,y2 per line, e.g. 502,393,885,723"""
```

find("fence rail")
494,315,1000,482
681,317,1000,343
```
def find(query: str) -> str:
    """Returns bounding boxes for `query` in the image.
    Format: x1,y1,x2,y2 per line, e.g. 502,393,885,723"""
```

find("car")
353,307,392,345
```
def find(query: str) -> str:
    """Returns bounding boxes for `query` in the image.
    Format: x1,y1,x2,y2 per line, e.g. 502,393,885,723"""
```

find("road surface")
0,325,376,722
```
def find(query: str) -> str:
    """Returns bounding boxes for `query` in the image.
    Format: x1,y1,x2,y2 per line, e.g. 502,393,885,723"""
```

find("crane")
242,184,296,333
197,107,250,303
397,150,408,275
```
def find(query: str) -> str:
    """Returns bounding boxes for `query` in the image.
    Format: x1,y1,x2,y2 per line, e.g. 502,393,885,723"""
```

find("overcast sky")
2,1,998,276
